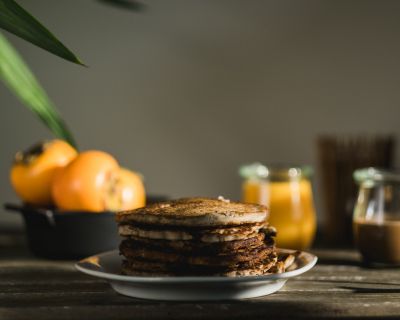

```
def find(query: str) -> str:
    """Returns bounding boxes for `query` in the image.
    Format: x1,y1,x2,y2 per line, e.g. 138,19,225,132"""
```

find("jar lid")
353,167,400,185
239,162,313,180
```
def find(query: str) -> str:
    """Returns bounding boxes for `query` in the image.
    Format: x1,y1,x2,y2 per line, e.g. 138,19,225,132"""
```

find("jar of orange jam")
239,163,317,250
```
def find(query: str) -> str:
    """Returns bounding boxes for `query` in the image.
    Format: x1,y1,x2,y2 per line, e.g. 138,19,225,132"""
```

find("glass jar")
239,163,317,250
353,168,400,265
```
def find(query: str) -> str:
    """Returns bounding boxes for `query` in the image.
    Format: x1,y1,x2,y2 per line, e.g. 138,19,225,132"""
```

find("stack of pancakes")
116,197,283,276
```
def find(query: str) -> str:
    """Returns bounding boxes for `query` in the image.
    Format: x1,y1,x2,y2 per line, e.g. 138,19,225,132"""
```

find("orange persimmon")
104,168,146,211
52,151,145,212
10,140,78,206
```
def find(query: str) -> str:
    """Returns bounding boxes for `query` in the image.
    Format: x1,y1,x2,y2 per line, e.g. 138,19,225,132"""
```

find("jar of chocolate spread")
353,168,400,266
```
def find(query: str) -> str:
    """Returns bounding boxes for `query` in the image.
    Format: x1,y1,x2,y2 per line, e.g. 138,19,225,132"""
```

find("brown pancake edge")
121,252,278,277
116,197,268,227
120,243,274,266
119,233,273,255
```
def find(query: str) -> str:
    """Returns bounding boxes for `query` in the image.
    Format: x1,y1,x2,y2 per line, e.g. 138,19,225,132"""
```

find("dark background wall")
1,0,400,227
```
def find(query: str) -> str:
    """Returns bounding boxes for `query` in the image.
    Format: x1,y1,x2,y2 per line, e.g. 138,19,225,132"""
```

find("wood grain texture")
1,231,400,319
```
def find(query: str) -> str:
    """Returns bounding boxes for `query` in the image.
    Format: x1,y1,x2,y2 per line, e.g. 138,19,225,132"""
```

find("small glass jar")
353,168,400,265
239,163,317,250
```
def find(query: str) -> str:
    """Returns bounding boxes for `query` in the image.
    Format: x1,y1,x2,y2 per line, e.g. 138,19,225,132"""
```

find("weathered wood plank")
1,296,400,320
1,275,400,294
1,230,400,319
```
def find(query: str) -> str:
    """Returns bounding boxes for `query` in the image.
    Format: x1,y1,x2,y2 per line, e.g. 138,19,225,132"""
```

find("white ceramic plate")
75,249,317,301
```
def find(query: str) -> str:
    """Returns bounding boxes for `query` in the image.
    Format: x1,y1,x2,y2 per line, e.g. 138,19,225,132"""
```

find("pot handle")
4,203,24,213
4,203,56,226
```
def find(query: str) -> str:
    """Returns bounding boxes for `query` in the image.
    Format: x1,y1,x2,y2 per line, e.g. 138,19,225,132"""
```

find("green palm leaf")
0,33,77,148
0,0,83,65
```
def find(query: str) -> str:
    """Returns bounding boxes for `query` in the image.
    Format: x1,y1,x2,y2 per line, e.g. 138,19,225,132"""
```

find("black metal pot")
4,203,119,259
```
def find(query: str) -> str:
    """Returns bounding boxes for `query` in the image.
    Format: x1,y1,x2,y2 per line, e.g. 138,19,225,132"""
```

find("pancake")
118,221,276,243
116,197,268,227
120,242,274,266
118,224,266,242
116,197,282,277
121,252,278,277
119,234,271,254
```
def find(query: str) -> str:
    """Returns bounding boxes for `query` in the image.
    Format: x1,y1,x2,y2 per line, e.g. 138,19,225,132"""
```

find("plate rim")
75,248,318,283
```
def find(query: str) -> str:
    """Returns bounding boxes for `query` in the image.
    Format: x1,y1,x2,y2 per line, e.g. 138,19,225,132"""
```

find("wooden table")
1,230,400,320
